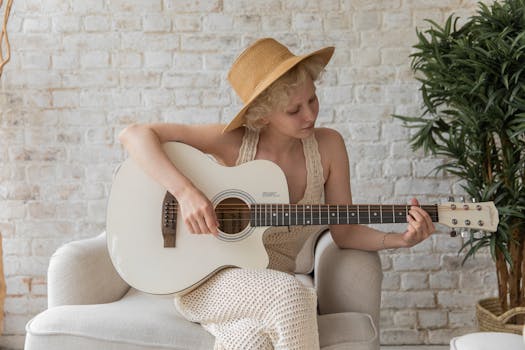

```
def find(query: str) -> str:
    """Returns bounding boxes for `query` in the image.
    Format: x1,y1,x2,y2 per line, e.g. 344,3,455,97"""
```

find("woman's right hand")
176,185,219,235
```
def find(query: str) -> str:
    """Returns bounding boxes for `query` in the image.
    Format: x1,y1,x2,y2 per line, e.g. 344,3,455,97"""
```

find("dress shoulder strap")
300,133,325,203
235,128,259,165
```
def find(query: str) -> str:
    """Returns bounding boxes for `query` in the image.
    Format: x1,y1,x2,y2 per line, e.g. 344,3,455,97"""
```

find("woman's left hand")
401,198,436,247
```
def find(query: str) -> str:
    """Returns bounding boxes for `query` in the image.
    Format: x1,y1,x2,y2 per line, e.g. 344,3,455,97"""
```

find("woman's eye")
287,109,300,115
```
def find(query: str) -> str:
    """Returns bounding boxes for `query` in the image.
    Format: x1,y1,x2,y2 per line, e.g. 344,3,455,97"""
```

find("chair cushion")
26,287,377,350
318,312,378,350
449,332,524,350
25,289,214,350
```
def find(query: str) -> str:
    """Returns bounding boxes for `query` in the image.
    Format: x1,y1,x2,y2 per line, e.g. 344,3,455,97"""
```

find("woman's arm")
118,123,242,234
318,128,435,251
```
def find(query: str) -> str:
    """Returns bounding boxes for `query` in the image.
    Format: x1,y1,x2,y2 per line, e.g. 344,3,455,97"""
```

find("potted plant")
395,0,525,332
0,0,14,333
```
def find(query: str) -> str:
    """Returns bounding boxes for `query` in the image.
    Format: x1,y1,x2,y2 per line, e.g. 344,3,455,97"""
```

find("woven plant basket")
477,297,525,335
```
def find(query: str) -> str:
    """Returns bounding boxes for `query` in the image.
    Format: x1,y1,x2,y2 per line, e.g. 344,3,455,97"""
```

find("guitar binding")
162,191,177,247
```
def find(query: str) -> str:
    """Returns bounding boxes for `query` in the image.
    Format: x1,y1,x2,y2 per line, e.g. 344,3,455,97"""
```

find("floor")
381,347,448,349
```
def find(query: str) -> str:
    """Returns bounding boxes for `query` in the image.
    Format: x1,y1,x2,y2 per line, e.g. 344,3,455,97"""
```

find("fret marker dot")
273,213,276,216
307,221,310,224
285,213,288,216
351,213,355,216
373,212,378,216
331,213,335,216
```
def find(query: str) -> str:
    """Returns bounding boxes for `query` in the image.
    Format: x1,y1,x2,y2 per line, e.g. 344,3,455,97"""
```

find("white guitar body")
107,142,289,295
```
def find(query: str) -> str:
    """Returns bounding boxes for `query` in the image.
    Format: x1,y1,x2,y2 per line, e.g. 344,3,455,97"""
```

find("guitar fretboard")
250,204,439,226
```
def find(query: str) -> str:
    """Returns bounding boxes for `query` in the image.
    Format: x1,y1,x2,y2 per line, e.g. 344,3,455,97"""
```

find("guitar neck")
250,204,438,227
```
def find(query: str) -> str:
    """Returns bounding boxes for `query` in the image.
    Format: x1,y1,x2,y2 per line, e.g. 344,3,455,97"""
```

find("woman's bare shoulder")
314,127,346,152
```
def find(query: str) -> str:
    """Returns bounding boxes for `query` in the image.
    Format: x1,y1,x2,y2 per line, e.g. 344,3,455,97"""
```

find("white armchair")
24,230,382,350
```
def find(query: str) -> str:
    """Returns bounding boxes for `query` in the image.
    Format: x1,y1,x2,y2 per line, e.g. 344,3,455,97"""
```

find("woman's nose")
304,106,317,122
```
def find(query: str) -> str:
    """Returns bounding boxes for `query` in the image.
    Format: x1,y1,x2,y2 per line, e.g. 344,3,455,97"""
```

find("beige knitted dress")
174,129,325,350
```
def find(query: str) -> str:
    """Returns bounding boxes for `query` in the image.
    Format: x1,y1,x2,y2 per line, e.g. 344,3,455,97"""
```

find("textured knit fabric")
174,128,325,350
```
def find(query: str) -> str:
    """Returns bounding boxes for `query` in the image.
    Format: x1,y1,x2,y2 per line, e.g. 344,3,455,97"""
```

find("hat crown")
228,38,295,103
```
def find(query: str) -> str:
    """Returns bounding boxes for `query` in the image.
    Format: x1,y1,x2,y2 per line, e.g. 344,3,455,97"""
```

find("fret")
295,204,303,225
304,205,311,225
358,205,370,224
328,205,333,224
394,205,408,223
424,205,438,222
392,204,395,223
310,205,319,225
283,204,290,226
382,205,394,224
356,204,360,224
369,205,382,224
320,204,329,225
348,205,358,224
338,205,348,224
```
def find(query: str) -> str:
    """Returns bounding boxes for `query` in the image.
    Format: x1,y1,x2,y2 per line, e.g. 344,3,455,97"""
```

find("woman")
119,38,435,350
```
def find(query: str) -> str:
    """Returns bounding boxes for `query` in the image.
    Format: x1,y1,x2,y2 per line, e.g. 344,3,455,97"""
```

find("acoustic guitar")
106,142,499,295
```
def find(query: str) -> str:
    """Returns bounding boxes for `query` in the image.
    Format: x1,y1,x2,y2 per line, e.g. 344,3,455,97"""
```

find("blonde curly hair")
243,56,326,130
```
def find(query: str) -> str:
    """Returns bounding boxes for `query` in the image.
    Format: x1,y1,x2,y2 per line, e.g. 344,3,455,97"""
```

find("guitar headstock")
437,201,499,233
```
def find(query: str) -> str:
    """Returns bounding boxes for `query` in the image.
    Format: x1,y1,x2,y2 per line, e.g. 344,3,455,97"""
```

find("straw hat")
223,38,335,132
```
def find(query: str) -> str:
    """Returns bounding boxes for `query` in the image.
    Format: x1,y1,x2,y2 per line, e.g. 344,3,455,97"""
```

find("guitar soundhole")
216,198,250,235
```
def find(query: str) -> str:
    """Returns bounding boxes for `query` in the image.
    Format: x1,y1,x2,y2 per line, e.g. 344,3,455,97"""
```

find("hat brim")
223,46,335,133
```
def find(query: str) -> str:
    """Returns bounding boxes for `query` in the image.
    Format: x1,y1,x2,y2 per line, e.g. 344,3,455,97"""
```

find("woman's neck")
257,127,302,157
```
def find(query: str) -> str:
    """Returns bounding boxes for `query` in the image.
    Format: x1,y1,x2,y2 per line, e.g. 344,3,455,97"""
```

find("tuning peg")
459,196,465,203
448,196,455,202
449,230,457,237
473,231,487,239
471,198,477,203
461,229,472,238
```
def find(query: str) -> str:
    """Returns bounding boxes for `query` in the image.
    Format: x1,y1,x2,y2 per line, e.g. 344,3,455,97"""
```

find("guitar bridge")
162,191,177,247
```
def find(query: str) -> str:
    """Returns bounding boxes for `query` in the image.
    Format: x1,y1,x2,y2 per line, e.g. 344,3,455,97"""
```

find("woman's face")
264,75,319,138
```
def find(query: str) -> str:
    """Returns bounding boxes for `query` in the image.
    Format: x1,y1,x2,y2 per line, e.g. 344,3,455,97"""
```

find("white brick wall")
0,0,496,348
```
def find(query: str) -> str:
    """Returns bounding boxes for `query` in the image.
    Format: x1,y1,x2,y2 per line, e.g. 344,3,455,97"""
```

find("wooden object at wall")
0,234,4,333
0,0,14,77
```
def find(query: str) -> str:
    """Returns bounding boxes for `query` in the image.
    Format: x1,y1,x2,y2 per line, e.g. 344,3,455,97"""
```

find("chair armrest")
314,231,383,330
47,232,129,308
